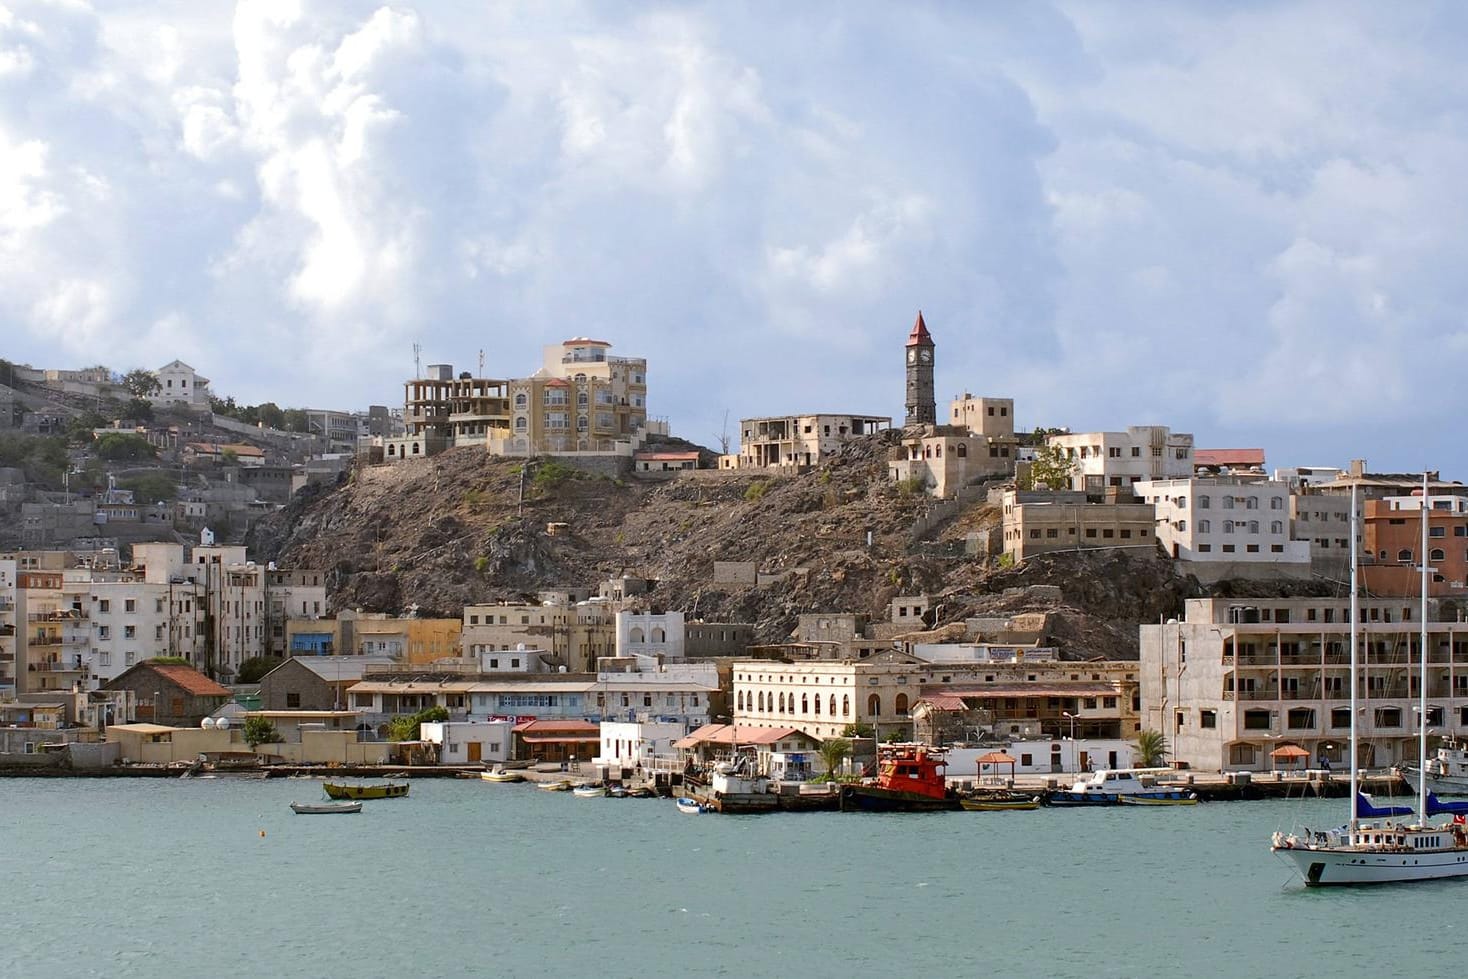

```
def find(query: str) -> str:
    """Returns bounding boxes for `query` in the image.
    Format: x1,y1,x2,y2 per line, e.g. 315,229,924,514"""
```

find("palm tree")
1133,729,1170,768
818,737,853,780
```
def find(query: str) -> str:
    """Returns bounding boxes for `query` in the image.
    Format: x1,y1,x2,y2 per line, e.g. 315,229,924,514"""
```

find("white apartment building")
721,414,892,470
1141,596,1468,772
1138,477,1311,580
86,578,205,683
615,610,685,661
150,360,211,409
1049,426,1193,492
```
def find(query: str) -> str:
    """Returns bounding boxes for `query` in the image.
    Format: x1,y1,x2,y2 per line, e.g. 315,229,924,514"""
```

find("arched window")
514,417,527,431
1246,497,1259,510
1223,497,1235,510
629,627,644,644
956,443,967,458
1198,495,1211,509
801,694,809,715
1176,519,1186,532
651,627,665,643
736,691,744,711
577,391,588,406
895,693,909,716
514,393,527,407
814,695,821,715
778,693,786,713
577,415,588,431
1223,520,1235,533
829,695,837,716
1399,549,1414,562
867,694,881,717
1270,521,1283,534
1432,548,1446,562
842,695,850,717
757,692,765,711
387,444,396,456
1248,520,1259,534
1198,520,1210,533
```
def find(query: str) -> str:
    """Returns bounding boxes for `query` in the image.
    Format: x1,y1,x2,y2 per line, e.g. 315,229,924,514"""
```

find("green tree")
282,408,310,433
255,402,285,430
235,656,283,684
120,472,179,503
840,723,874,739
95,433,156,462
67,410,109,445
387,706,451,742
121,368,161,399
1133,729,1170,768
1021,443,1076,491
122,398,154,422
817,737,852,779
243,716,281,747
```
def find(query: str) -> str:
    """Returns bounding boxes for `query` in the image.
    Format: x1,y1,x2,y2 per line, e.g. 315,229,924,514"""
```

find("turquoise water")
2,779,1465,978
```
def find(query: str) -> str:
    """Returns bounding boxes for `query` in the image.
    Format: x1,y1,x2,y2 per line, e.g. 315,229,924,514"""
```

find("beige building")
461,600,616,673
0,559,16,695
1140,596,1468,772
1001,488,1157,561
732,651,930,740
948,394,1016,439
1049,426,1194,492
721,414,891,470
150,360,211,410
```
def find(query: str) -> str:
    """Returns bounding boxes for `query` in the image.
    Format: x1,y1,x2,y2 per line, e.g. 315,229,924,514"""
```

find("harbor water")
4,778,1465,978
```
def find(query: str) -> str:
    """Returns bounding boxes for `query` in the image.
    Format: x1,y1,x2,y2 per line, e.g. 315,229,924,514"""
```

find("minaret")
904,311,936,426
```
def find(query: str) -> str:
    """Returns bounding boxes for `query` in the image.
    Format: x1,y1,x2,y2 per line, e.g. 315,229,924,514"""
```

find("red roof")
906,310,934,347
145,663,231,698
918,694,967,711
512,719,599,735
544,378,571,387
674,723,813,749
1195,448,1265,468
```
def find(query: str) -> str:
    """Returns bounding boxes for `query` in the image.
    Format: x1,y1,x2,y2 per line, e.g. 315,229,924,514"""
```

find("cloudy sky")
2,2,1464,474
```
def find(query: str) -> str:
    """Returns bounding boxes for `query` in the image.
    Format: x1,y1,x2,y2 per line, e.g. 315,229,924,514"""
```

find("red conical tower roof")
906,310,934,346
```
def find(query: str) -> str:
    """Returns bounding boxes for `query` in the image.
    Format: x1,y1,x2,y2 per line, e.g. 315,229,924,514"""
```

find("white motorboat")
676,797,710,814
1273,478,1468,886
1046,769,1197,807
1401,740,1468,797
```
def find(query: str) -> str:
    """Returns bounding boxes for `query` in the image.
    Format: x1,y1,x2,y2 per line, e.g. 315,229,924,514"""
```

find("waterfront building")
1137,477,1312,581
1139,596,1468,772
419,719,513,765
100,661,231,727
1049,426,1194,492
999,487,1157,562
674,723,822,769
257,655,396,711
596,720,687,770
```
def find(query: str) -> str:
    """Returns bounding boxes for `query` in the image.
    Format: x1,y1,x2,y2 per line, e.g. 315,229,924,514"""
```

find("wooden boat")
323,781,408,800
481,768,526,783
676,797,711,814
839,744,962,812
961,793,1041,811
1117,793,1198,807
538,779,574,792
290,801,362,814
572,784,605,798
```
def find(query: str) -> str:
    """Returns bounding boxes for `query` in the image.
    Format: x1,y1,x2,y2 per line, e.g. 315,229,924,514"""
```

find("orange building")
1362,496,1468,597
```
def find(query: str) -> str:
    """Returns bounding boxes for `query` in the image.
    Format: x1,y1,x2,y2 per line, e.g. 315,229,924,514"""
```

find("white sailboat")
1272,477,1468,886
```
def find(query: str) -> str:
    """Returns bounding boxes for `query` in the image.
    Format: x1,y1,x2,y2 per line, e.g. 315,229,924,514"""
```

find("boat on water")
607,785,630,798
960,792,1041,812
572,784,605,798
481,768,526,783
1400,739,1468,797
839,744,961,812
1045,769,1197,807
323,781,409,800
676,797,711,814
538,779,574,792
1272,477,1468,886
290,801,363,814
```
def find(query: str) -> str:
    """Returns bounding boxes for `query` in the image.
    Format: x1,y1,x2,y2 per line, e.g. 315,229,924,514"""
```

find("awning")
520,734,601,744
1270,744,1310,758
978,752,1018,765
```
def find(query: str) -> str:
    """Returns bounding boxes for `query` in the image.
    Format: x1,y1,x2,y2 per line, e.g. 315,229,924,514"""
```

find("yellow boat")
481,769,526,783
323,781,409,800
538,779,573,792
960,795,1041,811
1116,793,1198,806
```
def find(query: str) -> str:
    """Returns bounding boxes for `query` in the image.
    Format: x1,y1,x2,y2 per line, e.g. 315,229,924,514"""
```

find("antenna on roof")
478,349,485,377
413,342,422,379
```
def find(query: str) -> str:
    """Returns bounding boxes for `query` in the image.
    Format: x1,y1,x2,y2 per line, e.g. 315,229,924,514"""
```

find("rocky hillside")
248,434,1329,659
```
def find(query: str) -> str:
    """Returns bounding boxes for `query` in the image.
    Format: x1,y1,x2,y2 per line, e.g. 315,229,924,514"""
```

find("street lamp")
1062,711,1077,772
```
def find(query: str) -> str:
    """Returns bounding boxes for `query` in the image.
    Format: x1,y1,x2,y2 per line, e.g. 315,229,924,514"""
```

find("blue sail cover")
1426,792,1468,816
1356,792,1414,818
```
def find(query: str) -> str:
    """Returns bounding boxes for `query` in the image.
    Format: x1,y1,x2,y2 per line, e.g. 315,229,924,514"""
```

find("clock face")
919,349,931,363
907,349,916,364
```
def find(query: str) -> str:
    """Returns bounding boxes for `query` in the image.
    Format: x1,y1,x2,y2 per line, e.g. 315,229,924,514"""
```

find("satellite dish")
201,717,215,729
214,716,231,730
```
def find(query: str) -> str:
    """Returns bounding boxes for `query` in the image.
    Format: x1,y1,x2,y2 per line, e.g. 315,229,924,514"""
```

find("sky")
2,1,1465,476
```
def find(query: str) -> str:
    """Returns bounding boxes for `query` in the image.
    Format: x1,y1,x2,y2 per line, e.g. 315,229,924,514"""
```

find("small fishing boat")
538,779,574,792
481,768,526,783
607,785,630,798
960,792,1041,811
1046,770,1196,807
572,784,605,798
1117,793,1198,807
323,781,409,800
676,797,710,814
290,801,363,815
1401,739,1468,797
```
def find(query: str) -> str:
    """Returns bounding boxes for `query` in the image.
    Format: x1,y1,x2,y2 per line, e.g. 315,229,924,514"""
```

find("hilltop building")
1049,426,1193,492
149,361,211,411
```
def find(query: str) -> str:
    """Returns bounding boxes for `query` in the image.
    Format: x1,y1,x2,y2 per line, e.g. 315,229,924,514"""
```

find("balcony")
28,661,90,674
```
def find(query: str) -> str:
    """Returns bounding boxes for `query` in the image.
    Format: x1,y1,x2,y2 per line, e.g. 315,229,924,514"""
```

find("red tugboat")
839,744,961,812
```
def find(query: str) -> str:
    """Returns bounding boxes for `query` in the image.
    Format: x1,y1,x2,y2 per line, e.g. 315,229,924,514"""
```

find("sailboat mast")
1419,472,1430,823
1349,483,1360,834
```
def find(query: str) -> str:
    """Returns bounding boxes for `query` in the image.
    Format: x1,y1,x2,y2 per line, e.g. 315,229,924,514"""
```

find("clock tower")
904,310,936,426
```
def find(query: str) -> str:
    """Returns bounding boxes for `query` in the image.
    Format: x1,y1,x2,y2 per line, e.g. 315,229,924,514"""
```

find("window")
1223,497,1235,509
514,393,527,407
1270,521,1283,534
99,600,110,613
286,692,301,708
1432,548,1446,562
1200,709,1216,729
123,626,135,639
1398,549,1414,562
1175,521,1186,532
1375,707,1402,728
1331,707,1351,728
1198,520,1211,533
1223,520,1234,533
1287,708,1315,729
1243,709,1271,730
867,694,881,716
1230,744,1257,766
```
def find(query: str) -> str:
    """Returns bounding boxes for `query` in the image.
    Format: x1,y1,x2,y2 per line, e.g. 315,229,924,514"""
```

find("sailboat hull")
1275,845,1468,886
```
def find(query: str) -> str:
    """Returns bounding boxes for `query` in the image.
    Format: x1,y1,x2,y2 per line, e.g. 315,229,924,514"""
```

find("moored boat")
572,783,605,798
481,768,526,783
839,744,961,813
1045,770,1196,807
960,792,1041,811
607,785,630,798
323,781,408,800
1401,739,1468,797
290,801,363,814
676,796,710,814
538,779,574,792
